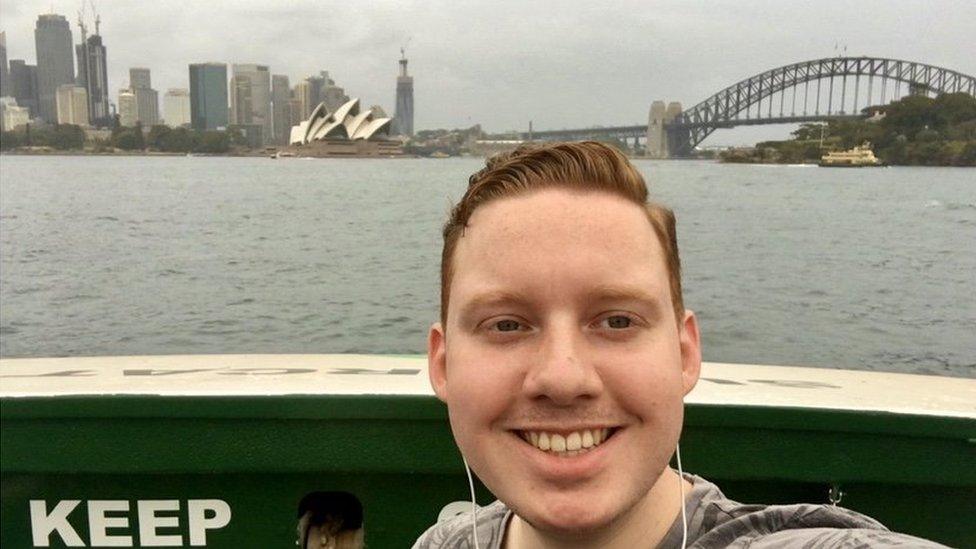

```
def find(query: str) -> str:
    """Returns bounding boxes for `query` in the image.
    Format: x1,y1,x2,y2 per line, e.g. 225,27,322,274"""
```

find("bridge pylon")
646,101,682,158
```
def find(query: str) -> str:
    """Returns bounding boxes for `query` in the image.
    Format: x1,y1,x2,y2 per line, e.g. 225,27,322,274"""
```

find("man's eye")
494,319,522,332
604,315,632,329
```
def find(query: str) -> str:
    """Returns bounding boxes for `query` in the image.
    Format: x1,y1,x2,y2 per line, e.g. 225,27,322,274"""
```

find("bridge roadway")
518,114,862,142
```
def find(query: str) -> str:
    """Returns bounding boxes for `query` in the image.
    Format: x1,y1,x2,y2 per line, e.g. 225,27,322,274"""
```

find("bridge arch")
667,57,976,156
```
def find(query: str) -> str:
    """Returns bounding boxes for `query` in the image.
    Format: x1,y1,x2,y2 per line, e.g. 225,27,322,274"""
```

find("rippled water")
1,155,973,378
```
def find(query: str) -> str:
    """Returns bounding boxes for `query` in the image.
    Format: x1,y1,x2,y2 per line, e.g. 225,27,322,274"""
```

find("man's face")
428,188,701,534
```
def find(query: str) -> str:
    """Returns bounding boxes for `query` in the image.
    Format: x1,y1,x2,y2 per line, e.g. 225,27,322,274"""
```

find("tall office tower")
394,50,414,136
128,67,159,126
229,64,270,141
286,97,303,128
271,74,290,144
229,76,251,123
0,31,9,98
294,80,313,119
75,33,110,126
129,67,151,89
322,83,349,113
188,62,228,130
56,84,89,125
35,13,75,123
118,88,137,126
8,60,39,117
163,88,191,127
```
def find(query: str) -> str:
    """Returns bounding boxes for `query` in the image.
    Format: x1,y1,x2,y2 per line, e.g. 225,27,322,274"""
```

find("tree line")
1,123,248,154
722,92,976,166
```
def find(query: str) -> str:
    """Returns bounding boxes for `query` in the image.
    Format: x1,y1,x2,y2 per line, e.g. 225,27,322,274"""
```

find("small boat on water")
1,355,973,547
819,142,884,167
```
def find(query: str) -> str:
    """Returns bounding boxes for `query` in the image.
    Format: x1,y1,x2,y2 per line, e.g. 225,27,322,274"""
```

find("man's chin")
514,498,620,537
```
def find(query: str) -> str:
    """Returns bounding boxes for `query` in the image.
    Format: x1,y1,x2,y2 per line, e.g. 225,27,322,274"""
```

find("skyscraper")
35,13,75,123
230,64,271,143
8,60,39,117
163,88,191,127
394,50,414,136
129,67,151,90
294,80,313,120
76,33,110,125
0,31,9,98
271,74,290,144
129,67,159,126
118,88,137,127
56,84,89,126
188,62,228,130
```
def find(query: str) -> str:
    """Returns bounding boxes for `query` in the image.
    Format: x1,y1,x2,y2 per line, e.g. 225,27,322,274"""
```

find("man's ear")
679,310,702,395
428,322,449,402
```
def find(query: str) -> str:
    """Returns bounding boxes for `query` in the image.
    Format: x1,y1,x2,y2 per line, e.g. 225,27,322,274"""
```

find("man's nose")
522,322,602,405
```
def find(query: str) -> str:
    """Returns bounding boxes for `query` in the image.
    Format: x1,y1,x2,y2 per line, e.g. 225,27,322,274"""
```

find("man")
415,142,943,548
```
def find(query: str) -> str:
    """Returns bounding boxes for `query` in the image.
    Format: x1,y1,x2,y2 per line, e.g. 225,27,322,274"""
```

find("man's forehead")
458,188,657,248
449,189,670,302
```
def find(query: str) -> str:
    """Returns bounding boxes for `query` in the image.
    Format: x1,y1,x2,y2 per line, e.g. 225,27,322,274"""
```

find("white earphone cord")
676,442,688,549
462,456,481,549
463,446,687,549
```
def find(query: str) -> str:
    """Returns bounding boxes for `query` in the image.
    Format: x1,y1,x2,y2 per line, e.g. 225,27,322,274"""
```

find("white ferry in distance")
819,142,884,167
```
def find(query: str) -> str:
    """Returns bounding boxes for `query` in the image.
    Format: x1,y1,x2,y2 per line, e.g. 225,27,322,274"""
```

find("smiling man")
414,142,944,549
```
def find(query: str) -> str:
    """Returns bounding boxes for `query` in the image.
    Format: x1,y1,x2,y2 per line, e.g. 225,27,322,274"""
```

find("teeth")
538,432,551,451
550,434,566,452
521,428,614,456
566,432,581,451
582,430,594,448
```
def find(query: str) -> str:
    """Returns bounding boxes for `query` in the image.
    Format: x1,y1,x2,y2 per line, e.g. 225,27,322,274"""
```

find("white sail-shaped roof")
332,98,359,124
289,97,394,145
344,111,372,137
303,102,331,144
290,121,309,145
352,118,393,140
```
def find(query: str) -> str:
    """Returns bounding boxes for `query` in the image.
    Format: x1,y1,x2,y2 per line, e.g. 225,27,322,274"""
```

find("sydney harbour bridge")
520,57,976,158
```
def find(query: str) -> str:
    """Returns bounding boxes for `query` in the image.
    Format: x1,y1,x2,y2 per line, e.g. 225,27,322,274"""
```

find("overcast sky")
2,0,974,144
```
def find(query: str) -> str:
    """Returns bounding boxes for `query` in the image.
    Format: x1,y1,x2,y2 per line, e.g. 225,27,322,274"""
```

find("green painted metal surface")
3,395,975,547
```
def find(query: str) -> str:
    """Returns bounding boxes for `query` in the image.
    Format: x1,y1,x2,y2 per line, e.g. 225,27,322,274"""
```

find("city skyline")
1,1,975,143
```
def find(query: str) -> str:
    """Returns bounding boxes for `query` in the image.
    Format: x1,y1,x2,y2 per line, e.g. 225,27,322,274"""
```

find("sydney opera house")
287,98,403,156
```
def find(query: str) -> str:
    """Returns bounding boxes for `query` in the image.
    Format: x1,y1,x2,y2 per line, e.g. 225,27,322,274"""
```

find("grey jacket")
412,475,947,548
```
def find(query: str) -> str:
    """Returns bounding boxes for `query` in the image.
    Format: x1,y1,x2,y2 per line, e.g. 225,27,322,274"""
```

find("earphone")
462,456,481,549
462,444,689,549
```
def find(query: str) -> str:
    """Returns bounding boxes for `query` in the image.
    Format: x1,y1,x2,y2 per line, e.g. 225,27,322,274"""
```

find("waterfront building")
0,97,31,131
294,80,314,120
128,67,159,126
118,88,137,127
286,97,304,130
163,88,191,127
229,64,271,145
394,50,414,136
35,13,75,123
129,67,151,90
0,32,9,98
287,98,400,157
188,62,228,130
75,26,110,126
8,60,39,117
271,74,291,144
56,84,89,126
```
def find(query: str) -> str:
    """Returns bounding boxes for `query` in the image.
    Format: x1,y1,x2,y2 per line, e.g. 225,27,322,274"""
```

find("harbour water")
1,155,973,378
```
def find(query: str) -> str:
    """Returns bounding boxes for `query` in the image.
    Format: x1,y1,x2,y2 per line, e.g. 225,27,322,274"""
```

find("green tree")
195,131,230,153
1,130,24,150
147,125,172,150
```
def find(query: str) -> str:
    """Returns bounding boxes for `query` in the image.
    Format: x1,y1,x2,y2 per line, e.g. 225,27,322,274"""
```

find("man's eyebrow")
588,285,665,310
457,290,531,316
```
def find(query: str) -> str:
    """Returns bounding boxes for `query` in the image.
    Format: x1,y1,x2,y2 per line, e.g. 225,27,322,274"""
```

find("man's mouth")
517,428,618,457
